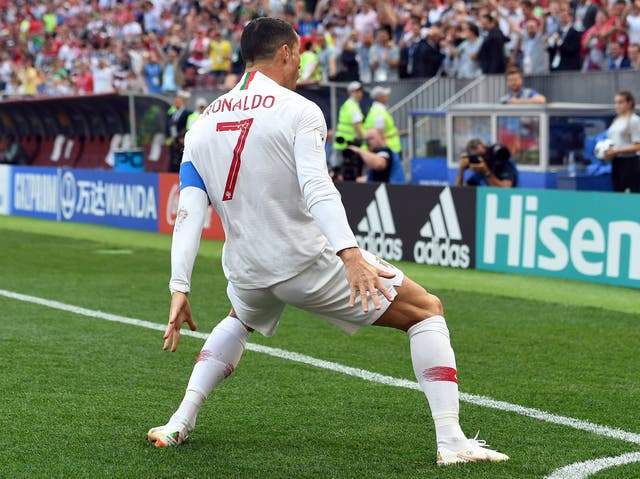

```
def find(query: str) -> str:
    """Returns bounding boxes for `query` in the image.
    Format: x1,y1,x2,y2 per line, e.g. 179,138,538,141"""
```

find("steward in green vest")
363,86,403,156
333,81,364,152
298,41,322,83
187,97,209,130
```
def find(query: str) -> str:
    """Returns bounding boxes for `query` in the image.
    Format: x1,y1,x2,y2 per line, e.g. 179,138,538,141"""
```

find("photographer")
455,138,518,187
346,129,406,183
333,137,365,181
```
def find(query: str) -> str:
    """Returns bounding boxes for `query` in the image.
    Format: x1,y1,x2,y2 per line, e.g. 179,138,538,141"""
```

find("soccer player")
147,17,509,466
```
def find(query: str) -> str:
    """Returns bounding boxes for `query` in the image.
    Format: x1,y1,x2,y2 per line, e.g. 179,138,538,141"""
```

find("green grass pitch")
1,216,639,478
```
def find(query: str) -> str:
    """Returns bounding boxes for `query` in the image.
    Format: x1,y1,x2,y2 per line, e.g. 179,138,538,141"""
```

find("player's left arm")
165,158,209,351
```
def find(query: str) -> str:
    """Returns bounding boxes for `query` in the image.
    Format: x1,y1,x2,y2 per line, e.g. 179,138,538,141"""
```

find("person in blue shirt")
499,67,547,104
144,51,163,94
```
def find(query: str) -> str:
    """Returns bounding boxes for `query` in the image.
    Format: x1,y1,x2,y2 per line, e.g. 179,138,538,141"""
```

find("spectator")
606,39,632,70
144,50,163,94
581,8,609,71
356,30,375,84
547,3,582,71
411,24,445,78
18,56,41,96
316,33,337,83
493,0,523,63
545,0,562,38
517,18,548,74
455,138,518,187
209,30,232,88
439,24,460,78
500,67,547,104
364,85,405,161
625,0,640,46
346,128,406,183
628,43,640,70
603,0,629,55
399,18,424,78
74,61,94,95
574,0,598,33
161,48,183,94
353,1,379,38
335,29,360,81
478,14,507,74
451,21,483,79
369,26,400,82
92,58,115,93
187,27,210,73
602,91,640,192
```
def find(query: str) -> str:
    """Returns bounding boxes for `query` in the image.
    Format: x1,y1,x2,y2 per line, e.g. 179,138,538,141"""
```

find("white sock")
408,316,467,451
168,316,250,430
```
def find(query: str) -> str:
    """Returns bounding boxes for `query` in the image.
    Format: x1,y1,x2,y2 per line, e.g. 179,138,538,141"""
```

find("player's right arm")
164,159,209,351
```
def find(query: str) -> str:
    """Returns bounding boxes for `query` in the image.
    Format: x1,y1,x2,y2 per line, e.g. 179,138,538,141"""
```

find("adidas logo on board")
356,184,403,260
413,187,471,268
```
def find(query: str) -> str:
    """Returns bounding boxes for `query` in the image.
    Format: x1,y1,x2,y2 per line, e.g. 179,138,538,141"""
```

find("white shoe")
437,435,509,465
147,423,192,447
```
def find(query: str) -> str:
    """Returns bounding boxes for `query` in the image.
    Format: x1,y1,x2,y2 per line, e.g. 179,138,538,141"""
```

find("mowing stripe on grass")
545,452,640,478
2,287,640,447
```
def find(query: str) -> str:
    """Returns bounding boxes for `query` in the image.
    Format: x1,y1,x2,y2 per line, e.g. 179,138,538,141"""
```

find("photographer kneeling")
345,129,406,183
455,138,518,187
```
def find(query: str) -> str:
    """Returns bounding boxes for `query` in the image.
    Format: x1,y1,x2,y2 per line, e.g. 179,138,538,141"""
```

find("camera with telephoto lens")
467,153,481,164
335,136,364,181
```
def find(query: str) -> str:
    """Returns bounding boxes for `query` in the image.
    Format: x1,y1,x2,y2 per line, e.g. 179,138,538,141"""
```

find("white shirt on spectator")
93,65,115,93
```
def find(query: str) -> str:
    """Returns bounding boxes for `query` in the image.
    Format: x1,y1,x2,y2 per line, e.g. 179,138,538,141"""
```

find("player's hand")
163,292,197,352
339,248,396,313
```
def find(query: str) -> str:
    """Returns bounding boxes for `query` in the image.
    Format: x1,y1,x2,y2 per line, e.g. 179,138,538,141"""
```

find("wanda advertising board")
336,183,477,269
157,173,224,241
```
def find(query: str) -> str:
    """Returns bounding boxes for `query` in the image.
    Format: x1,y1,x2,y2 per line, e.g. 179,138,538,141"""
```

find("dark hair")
466,137,485,153
482,13,495,24
466,21,479,37
616,90,636,110
240,17,298,64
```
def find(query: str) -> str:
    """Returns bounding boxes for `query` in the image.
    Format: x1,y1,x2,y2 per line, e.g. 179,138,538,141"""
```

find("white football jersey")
184,71,354,288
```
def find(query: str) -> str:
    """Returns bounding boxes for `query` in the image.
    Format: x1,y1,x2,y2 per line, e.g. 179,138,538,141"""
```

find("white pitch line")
545,452,640,479
2,288,640,447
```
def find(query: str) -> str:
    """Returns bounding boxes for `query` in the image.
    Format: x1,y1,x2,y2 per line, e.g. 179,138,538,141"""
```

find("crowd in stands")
1,0,640,99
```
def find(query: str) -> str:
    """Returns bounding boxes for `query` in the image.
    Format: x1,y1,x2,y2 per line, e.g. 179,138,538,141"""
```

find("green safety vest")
299,50,321,82
364,102,401,154
334,98,363,150
186,112,200,130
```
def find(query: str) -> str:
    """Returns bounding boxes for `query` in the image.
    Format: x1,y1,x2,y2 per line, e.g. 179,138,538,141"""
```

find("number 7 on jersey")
216,118,254,201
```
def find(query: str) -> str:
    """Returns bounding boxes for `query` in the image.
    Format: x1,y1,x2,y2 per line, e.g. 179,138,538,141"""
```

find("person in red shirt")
74,62,94,94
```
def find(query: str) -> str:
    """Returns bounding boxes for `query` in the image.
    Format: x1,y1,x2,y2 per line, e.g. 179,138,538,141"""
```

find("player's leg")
148,310,252,447
373,277,508,465
149,283,286,447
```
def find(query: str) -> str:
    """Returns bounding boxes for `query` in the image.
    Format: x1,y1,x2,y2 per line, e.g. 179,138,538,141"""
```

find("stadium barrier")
1,166,637,289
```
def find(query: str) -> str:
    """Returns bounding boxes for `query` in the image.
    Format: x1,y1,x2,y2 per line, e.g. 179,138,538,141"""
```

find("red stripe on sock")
195,350,213,363
423,366,458,384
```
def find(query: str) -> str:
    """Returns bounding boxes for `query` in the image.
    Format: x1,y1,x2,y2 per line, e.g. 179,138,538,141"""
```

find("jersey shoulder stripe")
239,70,257,90
179,161,207,194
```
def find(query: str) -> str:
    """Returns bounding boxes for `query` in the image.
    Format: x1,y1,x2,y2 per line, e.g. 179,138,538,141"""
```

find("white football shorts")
226,247,404,336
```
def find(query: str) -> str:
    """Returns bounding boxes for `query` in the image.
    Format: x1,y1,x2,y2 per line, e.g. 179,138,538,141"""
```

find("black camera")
335,137,364,181
467,153,481,164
